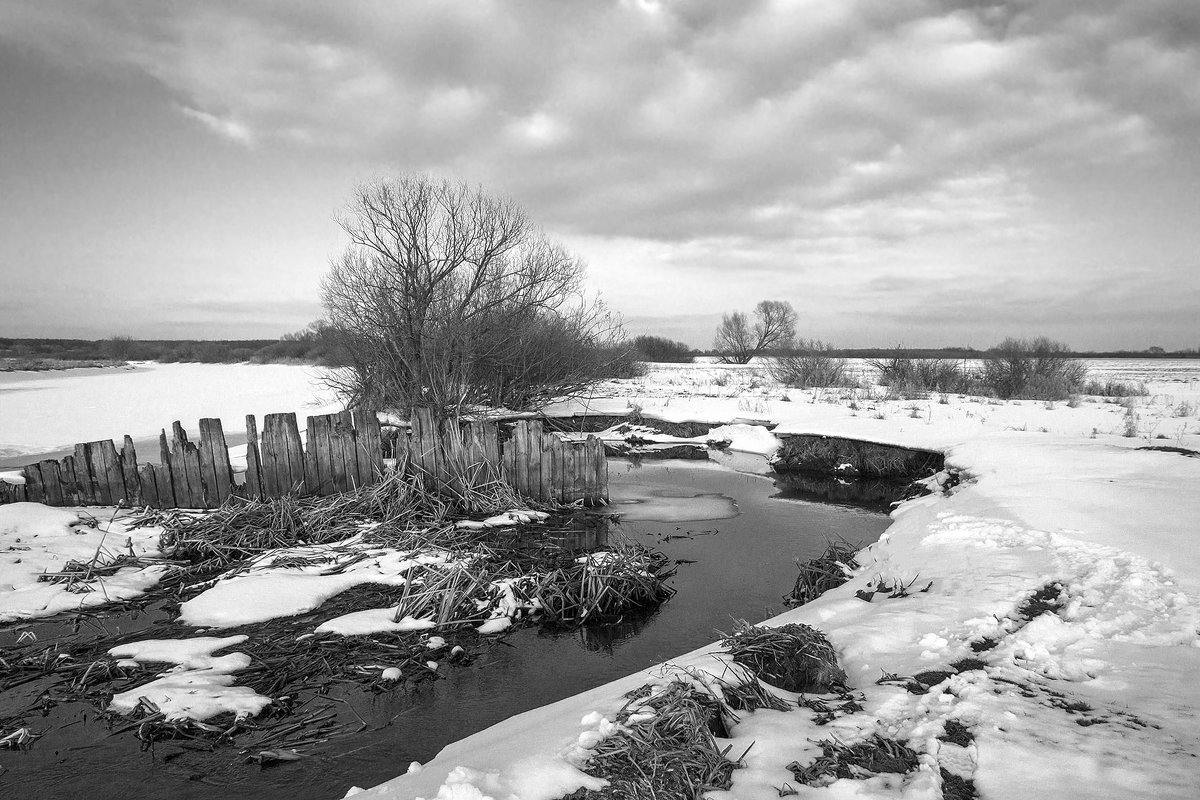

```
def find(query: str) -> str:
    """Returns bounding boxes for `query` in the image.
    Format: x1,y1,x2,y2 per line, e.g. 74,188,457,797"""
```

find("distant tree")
321,176,627,416
1147,346,1165,355
713,300,797,364
632,335,693,363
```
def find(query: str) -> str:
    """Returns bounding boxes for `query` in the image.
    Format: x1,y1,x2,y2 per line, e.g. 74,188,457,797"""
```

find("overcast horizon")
1,1,1198,350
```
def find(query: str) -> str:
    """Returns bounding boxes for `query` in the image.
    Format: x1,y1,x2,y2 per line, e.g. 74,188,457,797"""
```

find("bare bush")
714,300,797,364
870,351,976,395
321,176,628,415
770,339,854,388
982,337,1087,400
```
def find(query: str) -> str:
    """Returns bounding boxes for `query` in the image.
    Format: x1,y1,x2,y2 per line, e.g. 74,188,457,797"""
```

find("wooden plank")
595,436,609,503
73,443,94,504
261,413,298,497
85,442,111,505
331,410,354,493
352,409,378,486
482,422,501,466
199,418,234,506
510,421,527,497
411,407,434,478
525,421,543,502
98,440,124,505
538,432,553,503
197,419,220,506
119,436,141,506
244,415,263,501
138,463,160,509
555,439,571,504
307,414,331,496
23,462,45,503
153,463,176,508
259,415,279,497
363,409,385,483
162,429,186,507
37,460,63,506
59,455,81,506
278,413,306,495
170,424,204,508
303,416,321,495
1,480,27,504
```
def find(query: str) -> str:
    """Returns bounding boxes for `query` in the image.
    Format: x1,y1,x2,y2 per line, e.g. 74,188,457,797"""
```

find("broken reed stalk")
786,538,860,607
721,621,847,693
565,680,743,800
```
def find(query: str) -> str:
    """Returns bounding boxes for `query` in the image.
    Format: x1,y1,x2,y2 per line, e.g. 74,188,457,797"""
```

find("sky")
0,0,1198,350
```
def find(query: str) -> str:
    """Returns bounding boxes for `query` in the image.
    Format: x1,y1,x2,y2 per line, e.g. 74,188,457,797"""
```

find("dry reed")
565,680,744,800
721,621,847,693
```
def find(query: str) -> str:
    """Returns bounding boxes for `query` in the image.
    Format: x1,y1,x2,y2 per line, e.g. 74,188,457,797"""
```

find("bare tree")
713,300,797,364
321,176,629,417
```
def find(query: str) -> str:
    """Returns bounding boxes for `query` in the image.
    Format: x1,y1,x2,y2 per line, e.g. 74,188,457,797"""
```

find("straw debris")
784,539,859,606
721,621,847,693
564,680,744,800
786,734,920,786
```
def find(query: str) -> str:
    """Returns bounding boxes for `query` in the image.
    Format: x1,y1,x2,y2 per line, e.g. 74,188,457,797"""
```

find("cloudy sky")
1,0,1197,350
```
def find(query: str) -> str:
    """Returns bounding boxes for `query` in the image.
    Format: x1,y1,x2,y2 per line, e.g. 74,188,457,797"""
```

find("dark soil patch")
1017,583,1065,619
938,719,974,747
940,767,979,800
950,657,988,673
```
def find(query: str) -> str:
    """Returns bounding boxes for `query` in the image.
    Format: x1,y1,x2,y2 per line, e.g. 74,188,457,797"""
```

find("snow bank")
0,503,168,622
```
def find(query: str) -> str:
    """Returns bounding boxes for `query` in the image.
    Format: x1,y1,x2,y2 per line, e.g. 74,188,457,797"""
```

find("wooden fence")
0,409,608,509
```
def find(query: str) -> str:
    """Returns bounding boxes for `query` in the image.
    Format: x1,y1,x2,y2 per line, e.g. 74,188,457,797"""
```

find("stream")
0,457,894,800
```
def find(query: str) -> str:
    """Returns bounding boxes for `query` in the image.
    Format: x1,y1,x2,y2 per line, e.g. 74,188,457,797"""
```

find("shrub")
769,339,854,388
981,337,1086,400
631,335,693,363
1080,379,1148,397
870,351,977,395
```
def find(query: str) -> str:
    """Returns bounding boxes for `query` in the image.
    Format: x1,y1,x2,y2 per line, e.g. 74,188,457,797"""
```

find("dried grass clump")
565,680,743,800
785,539,859,606
135,469,528,566
529,540,676,624
787,734,920,785
722,621,846,693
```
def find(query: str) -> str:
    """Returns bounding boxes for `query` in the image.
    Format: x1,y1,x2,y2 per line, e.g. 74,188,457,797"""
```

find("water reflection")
771,471,907,510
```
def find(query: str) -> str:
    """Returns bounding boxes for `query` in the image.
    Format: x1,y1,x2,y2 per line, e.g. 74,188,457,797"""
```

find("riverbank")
357,381,1200,799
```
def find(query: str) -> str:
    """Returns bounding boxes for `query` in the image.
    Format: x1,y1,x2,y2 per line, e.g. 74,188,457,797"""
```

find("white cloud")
178,105,254,144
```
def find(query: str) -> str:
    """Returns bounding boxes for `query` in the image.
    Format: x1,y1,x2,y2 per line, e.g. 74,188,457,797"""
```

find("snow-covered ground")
356,364,1200,800
0,362,339,463
2,359,1199,799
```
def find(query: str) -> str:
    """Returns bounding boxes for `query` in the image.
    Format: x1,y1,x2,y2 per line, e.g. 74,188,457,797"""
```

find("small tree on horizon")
713,300,797,364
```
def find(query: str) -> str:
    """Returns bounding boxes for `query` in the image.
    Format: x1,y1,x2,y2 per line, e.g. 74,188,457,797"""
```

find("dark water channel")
0,458,892,800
